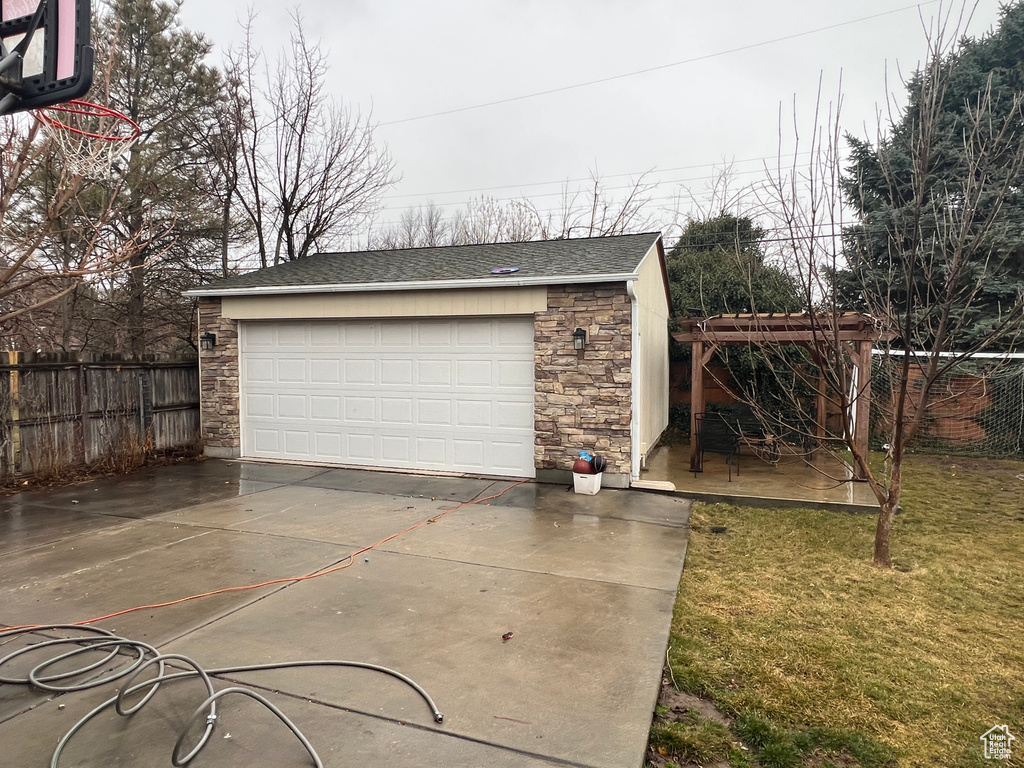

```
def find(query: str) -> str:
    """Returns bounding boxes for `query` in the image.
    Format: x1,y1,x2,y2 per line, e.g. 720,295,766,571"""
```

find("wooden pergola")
672,313,892,478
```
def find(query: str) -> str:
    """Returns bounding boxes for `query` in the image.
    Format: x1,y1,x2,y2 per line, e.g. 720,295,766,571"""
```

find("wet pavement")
642,440,878,511
0,460,690,768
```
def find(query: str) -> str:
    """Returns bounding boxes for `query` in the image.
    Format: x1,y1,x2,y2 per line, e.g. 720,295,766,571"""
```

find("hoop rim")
33,99,141,143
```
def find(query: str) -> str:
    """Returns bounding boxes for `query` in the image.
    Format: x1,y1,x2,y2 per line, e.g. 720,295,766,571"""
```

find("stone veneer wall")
534,283,632,479
198,298,241,456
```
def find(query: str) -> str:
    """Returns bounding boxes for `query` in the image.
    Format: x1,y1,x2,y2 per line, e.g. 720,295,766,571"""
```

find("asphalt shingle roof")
192,233,662,294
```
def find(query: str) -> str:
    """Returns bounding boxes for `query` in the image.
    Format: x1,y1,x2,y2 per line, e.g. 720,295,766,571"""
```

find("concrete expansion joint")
265,683,598,768
378,548,681,594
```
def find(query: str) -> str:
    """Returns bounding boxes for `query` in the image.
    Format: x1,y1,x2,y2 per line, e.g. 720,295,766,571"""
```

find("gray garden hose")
0,625,444,767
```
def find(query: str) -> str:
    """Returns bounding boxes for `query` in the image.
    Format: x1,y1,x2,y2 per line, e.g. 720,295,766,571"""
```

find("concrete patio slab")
644,441,878,512
0,504,129,558
0,460,689,768
0,525,342,646
153,484,453,548
166,548,676,767
0,459,311,520
0,674,560,768
296,466,502,502
381,496,689,590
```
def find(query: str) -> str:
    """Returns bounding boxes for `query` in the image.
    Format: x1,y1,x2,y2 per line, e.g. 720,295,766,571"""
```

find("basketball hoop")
33,99,141,180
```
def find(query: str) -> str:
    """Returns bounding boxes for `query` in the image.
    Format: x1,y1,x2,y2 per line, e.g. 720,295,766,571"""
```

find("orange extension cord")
6,480,530,633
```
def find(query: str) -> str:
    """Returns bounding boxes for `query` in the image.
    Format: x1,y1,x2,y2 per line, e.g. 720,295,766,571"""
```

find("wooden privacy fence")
0,352,200,480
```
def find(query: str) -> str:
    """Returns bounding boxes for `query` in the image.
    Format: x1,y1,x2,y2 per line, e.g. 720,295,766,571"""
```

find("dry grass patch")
662,454,1024,767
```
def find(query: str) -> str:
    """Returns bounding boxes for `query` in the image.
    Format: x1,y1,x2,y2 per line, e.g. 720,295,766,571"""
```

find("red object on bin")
573,458,593,474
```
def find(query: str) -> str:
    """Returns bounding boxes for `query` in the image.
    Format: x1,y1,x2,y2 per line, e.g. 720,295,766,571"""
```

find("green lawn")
653,455,1024,768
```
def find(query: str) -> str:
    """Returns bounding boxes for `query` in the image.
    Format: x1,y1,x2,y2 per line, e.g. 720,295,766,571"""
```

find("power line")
377,151,837,215
378,2,941,127
380,152,812,201
378,169,771,215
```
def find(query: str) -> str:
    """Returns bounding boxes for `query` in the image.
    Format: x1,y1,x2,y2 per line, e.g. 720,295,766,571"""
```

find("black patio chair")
732,403,781,466
693,412,741,481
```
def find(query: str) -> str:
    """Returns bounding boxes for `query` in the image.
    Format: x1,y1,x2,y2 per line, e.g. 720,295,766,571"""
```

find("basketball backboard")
0,0,93,116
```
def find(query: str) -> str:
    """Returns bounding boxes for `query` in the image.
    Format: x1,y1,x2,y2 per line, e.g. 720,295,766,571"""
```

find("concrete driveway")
0,460,690,768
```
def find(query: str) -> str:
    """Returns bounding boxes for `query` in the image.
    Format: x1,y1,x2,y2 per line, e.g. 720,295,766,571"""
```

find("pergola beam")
675,331,881,343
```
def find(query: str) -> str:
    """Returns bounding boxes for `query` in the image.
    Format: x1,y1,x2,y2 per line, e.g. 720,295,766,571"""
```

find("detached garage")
188,233,670,488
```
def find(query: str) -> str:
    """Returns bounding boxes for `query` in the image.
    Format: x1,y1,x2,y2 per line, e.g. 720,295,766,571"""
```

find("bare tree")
737,8,1024,567
0,118,156,348
202,68,250,279
230,15,397,265
370,172,657,248
369,202,452,249
546,171,657,239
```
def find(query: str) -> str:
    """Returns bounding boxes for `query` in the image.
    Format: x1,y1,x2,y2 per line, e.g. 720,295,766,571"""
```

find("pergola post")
690,339,703,471
853,340,873,478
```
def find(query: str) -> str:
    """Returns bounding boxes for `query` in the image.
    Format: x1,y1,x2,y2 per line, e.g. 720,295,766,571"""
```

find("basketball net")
34,99,141,181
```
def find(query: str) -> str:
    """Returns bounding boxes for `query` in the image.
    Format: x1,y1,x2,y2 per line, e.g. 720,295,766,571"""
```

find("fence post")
10,350,21,475
73,363,86,467
137,369,153,441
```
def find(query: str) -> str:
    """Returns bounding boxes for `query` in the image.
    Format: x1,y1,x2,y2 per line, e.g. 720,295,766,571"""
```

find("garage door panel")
453,440,484,468
283,431,310,455
418,399,452,426
456,320,494,347
380,398,413,424
344,397,375,422
414,436,448,464
278,395,306,419
246,393,275,418
456,400,491,428
253,429,280,452
245,358,275,383
456,360,492,387
497,359,534,388
246,324,275,346
381,323,414,346
310,325,340,346
497,319,535,346
381,435,411,462
496,401,533,429
344,359,375,385
492,439,530,468
314,432,343,458
381,359,413,385
276,359,308,383
310,396,341,420
277,326,307,346
348,433,375,460
310,359,341,383
241,318,535,477
418,323,452,346
418,360,452,386
344,323,375,346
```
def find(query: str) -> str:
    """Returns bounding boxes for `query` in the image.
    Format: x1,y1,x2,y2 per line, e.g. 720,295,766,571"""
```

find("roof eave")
184,272,641,298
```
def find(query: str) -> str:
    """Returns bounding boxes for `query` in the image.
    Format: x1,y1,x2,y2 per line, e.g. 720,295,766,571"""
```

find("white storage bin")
573,472,603,495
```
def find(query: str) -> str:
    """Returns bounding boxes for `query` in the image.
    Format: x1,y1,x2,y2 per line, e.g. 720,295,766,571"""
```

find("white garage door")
239,317,536,477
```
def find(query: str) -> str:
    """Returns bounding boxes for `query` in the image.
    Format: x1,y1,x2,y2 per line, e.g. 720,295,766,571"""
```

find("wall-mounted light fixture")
572,327,587,351
199,332,217,351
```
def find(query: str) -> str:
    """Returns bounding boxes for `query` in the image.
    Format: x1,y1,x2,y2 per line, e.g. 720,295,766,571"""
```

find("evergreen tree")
838,1,1024,350
667,215,805,428
667,215,799,321
97,0,226,354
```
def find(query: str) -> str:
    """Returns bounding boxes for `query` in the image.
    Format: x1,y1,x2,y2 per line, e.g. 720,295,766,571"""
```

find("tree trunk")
127,249,147,357
220,189,232,278
873,501,896,568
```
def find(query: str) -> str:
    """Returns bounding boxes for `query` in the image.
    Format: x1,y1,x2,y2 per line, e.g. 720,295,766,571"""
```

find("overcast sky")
178,1,1005,242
